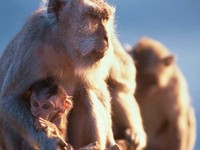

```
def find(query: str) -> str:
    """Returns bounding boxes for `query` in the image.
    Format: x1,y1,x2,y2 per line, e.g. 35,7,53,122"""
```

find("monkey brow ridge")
82,0,114,19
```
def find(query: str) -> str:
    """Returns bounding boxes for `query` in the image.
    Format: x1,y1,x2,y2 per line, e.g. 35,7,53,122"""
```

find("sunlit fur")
108,36,147,150
57,0,116,68
0,0,146,149
130,37,196,150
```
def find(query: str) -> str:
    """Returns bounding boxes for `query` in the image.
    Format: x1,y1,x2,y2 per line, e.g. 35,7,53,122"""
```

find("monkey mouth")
92,50,106,59
92,45,109,59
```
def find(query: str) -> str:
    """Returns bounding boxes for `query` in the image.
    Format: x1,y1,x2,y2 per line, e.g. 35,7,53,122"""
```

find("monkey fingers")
38,117,57,132
37,118,48,128
125,128,146,150
34,119,46,130
35,118,54,137
56,137,71,150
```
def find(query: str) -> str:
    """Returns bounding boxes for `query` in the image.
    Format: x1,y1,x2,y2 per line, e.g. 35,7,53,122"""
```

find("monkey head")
131,37,176,89
47,0,115,64
30,91,72,120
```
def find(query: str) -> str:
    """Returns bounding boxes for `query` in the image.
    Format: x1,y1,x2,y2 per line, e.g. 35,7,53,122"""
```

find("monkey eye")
90,13,99,20
42,104,50,109
102,17,109,22
32,102,39,107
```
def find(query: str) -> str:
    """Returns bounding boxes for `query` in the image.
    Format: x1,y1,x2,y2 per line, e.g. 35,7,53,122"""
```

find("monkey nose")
34,113,40,118
95,46,108,55
104,34,108,43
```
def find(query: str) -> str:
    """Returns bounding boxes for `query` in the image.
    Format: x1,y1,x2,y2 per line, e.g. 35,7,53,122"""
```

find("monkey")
129,37,196,150
27,78,73,150
0,0,146,149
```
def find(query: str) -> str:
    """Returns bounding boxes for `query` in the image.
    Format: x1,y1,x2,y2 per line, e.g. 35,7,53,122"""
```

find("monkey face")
59,0,115,61
30,93,58,120
132,38,175,89
30,100,55,120
135,55,174,88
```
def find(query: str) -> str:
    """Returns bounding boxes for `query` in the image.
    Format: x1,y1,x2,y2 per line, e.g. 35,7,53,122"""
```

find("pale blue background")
0,0,199,149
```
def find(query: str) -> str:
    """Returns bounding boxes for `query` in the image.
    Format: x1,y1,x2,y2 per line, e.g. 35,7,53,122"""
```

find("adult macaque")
28,78,73,150
129,37,196,150
0,0,146,149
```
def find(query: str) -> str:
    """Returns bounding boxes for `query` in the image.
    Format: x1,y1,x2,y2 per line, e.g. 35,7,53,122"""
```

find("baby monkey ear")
162,55,175,66
64,96,73,109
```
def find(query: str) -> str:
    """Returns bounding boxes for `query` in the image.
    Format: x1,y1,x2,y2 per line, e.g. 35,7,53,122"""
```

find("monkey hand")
116,139,129,150
35,117,47,130
57,138,73,150
125,128,147,150
35,117,58,135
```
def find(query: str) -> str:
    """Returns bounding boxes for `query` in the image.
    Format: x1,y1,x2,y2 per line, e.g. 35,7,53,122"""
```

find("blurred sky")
0,0,200,149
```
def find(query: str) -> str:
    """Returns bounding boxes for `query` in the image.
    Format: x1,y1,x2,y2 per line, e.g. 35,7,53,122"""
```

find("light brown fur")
108,35,146,150
129,37,196,150
0,0,146,149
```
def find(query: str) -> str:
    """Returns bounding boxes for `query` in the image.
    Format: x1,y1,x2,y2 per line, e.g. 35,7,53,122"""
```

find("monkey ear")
162,55,175,66
47,0,66,15
64,96,73,109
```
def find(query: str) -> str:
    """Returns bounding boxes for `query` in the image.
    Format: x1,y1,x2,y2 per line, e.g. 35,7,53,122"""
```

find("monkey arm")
0,47,59,150
110,85,147,150
35,117,69,149
68,82,119,149
108,35,146,149
167,111,186,150
167,106,195,150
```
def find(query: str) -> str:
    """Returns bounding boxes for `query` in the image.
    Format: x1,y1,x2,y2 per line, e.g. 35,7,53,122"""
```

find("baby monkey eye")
42,104,50,109
32,102,39,107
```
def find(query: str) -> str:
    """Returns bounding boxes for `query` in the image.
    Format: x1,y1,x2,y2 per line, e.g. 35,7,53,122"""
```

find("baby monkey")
29,78,73,150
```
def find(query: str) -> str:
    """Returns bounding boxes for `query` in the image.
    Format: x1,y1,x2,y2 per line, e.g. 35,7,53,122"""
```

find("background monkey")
129,37,196,150
0,0,146,149
28,78,73,150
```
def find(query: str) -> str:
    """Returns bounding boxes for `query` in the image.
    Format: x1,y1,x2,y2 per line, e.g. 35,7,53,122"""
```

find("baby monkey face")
30,94,58,120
